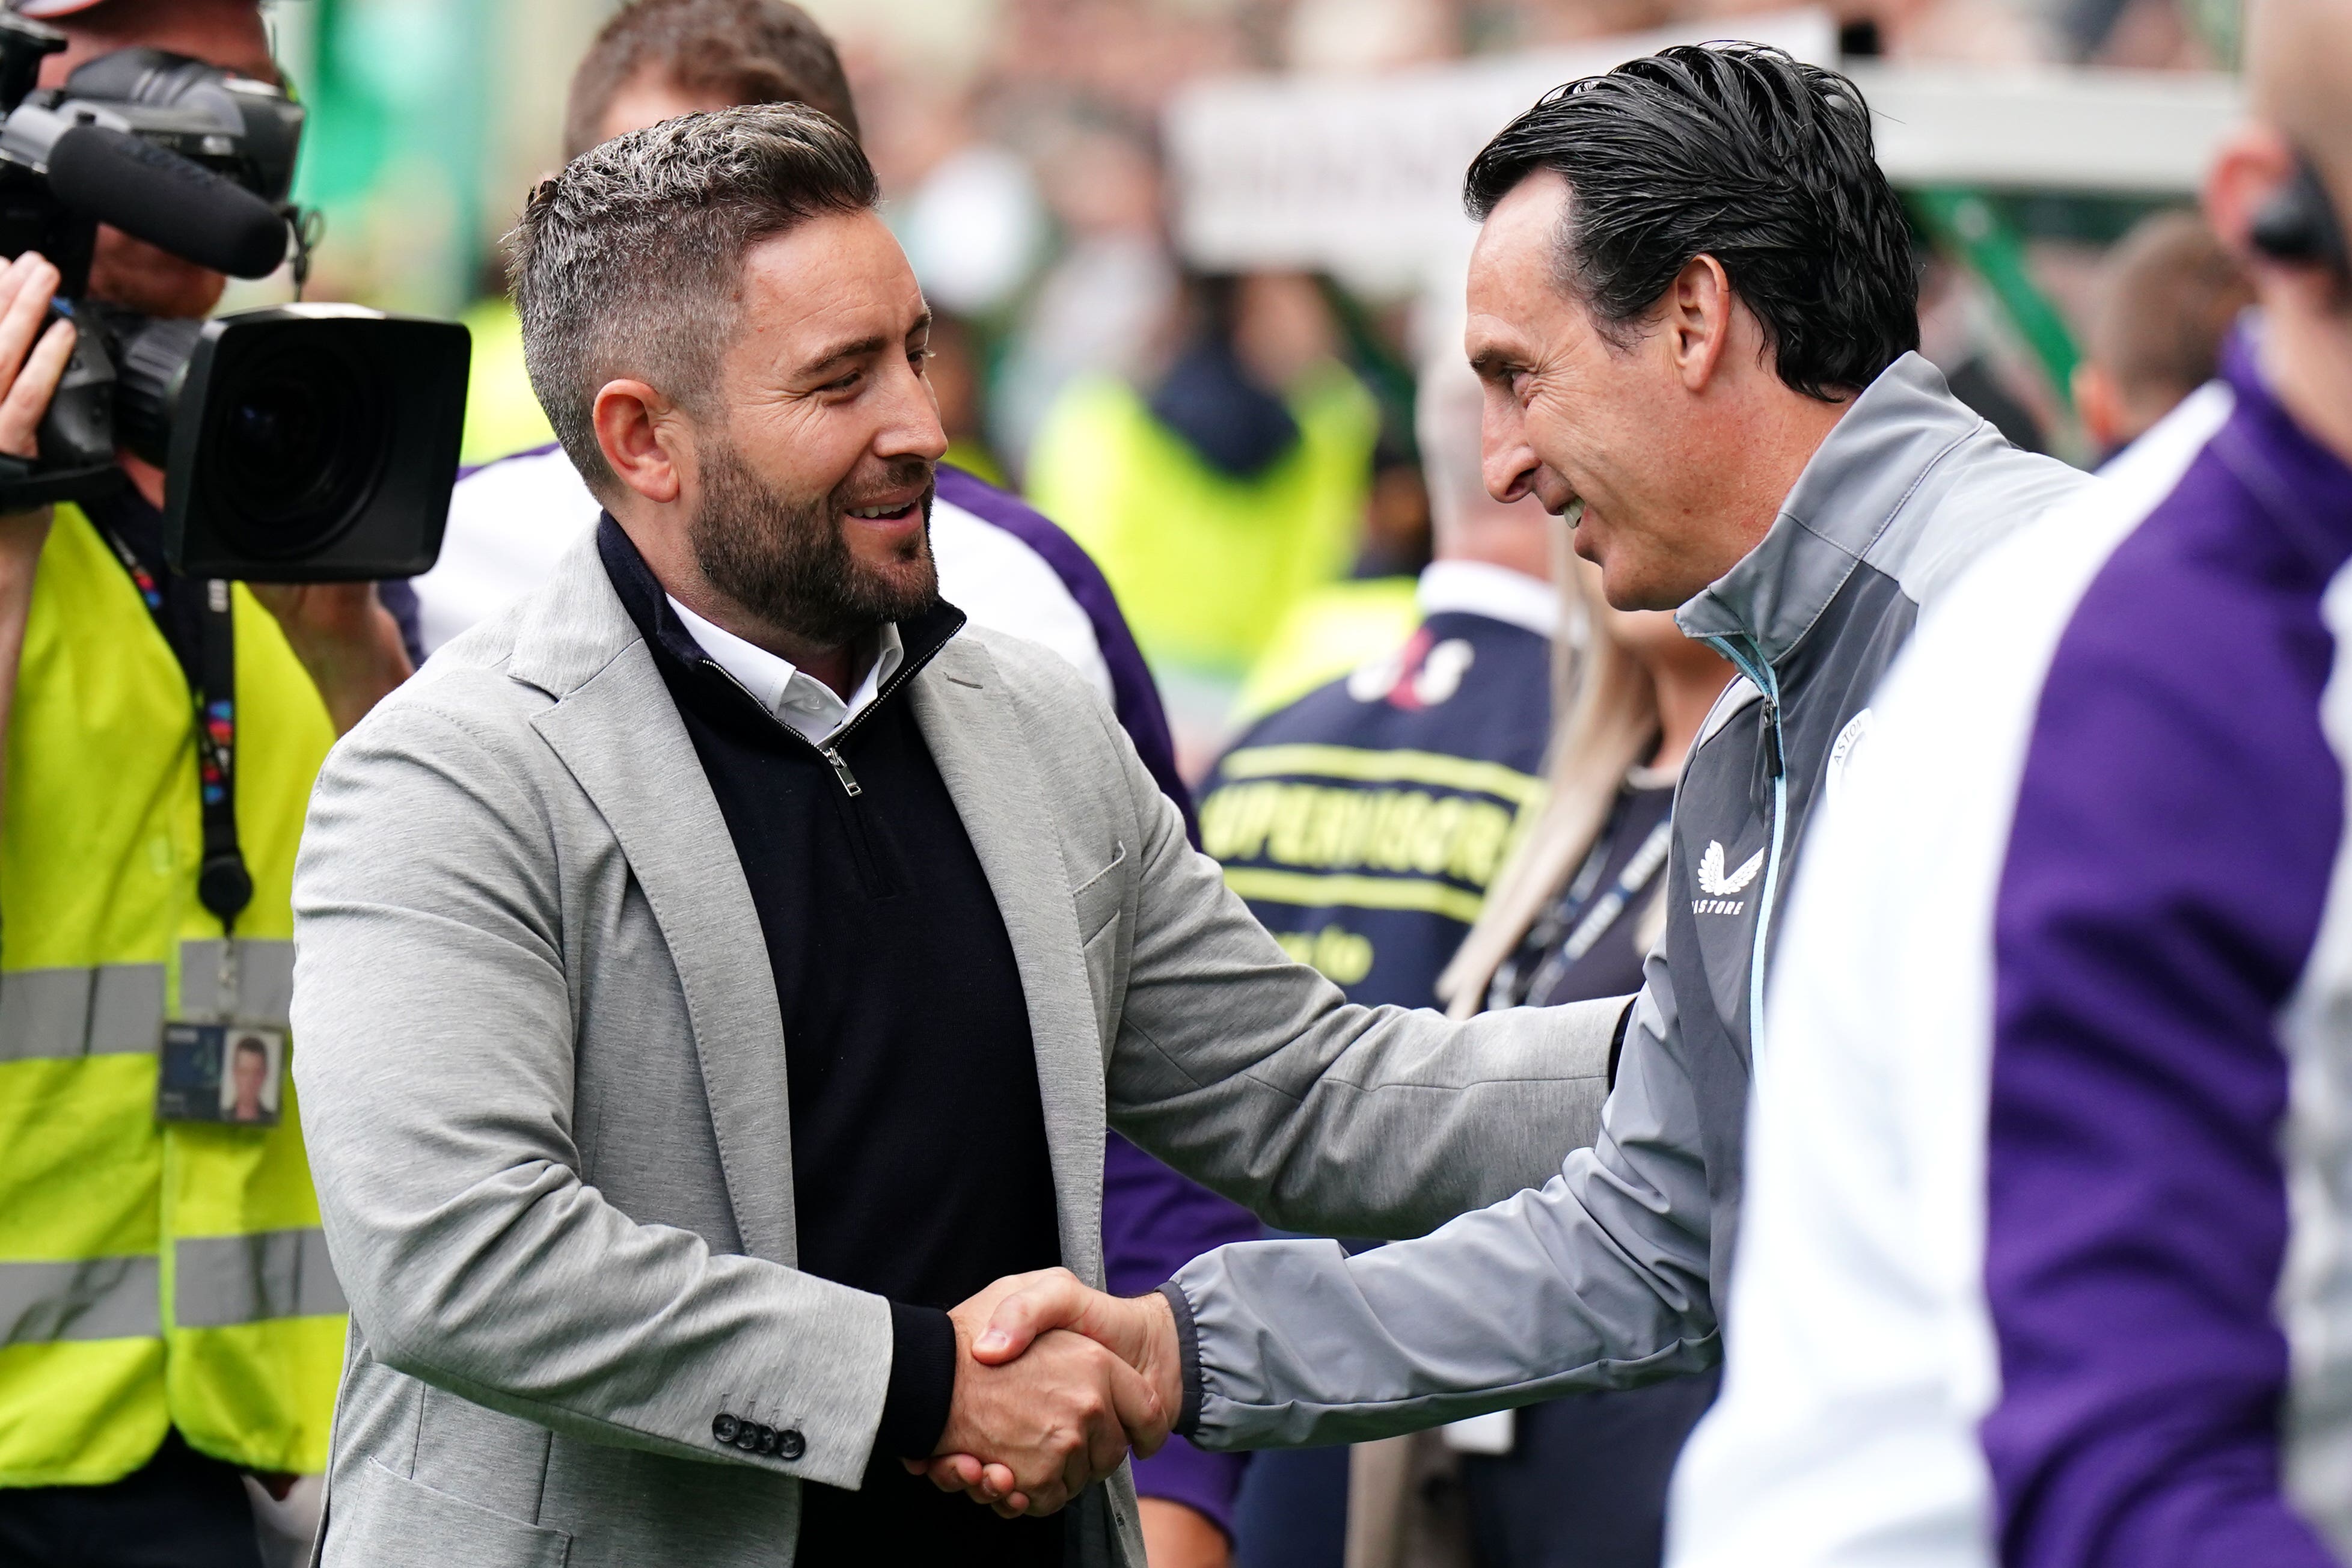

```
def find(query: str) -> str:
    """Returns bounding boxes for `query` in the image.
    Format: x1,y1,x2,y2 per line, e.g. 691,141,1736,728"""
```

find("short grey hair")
509,102,879,497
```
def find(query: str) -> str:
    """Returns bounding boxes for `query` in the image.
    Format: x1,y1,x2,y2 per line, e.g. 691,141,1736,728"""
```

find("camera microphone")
45,123,285,279
0,26,470,577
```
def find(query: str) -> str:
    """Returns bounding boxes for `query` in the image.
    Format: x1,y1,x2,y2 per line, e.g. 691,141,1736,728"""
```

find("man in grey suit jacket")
289,105,1612,1568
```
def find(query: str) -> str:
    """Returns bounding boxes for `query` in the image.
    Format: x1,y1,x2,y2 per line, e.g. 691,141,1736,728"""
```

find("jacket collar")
1676,351,1990,665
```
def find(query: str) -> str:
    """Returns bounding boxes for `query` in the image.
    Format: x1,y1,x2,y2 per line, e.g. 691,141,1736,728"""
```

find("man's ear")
592,378,689,505
1664,253,1734,394
2072,361,2132,453
2205,123,2298,262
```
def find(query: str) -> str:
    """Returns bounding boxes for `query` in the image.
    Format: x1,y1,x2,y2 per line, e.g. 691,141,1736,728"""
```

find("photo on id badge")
157,1022,285,1126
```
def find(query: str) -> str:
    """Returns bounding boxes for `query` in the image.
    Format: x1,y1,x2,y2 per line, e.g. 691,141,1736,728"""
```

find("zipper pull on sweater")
822,746,863,797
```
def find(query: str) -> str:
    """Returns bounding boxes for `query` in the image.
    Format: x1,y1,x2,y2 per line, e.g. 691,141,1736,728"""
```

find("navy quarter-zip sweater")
601,518,1065,1566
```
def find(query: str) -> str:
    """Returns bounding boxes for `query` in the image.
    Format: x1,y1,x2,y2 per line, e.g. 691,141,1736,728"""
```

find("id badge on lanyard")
100,530,281,1128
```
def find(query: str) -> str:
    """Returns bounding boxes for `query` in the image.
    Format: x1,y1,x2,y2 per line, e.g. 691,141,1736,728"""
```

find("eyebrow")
800,334,884,378
800,310,934,379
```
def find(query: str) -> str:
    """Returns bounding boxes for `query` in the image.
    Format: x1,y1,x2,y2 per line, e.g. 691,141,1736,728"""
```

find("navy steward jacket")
1199,560,1557,1011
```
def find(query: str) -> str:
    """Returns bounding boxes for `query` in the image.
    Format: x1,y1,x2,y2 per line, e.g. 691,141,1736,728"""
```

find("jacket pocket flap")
1071,839,1127,944
326,1459,573,1568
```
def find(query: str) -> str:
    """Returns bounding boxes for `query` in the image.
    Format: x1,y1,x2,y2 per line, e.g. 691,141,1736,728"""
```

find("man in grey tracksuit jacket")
941,52,2103,1500
1151,347,2089,1453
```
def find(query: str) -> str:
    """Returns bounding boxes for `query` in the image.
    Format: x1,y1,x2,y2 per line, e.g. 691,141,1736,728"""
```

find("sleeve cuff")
1156,1281,1204,1439
878,1301,956,1459
1606,996,1637,1089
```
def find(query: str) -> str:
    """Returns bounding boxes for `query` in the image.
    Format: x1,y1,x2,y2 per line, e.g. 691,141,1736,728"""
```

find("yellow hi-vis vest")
1025,363,1378,681
0,503,343,1486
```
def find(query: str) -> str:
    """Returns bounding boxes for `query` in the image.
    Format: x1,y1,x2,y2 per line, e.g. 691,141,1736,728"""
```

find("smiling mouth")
845,497,923,524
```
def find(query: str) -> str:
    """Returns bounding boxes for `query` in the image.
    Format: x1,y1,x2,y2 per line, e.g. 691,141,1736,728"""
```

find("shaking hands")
904,1268,1184,1517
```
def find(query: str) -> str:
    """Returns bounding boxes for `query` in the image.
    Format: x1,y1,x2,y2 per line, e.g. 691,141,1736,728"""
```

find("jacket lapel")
508,539,800,1267
911,639,1108,1285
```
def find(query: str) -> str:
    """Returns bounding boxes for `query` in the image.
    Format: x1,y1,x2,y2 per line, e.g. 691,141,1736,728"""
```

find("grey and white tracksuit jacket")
1155,351,2093,1450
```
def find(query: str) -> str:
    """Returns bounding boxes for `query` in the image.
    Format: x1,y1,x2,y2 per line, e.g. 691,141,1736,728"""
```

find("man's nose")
1481,417,1539,504
877,354,949,464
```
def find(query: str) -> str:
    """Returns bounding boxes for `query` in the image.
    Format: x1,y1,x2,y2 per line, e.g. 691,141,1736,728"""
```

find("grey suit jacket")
290,533,1615,1568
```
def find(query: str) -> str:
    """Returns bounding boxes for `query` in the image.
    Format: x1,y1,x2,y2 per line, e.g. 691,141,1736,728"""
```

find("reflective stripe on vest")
0,1255,164,1344
0,965,165,1061
174,1229,346,1328
0,940,294,1062
0,1230,345,1346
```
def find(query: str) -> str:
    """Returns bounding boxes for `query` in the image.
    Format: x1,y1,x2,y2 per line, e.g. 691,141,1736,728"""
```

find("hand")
900,1271,1171,1519
0,250,75,565
912,1268,1184,1513
903,1266,1090,1513
247,581,412,735
0,250,75,474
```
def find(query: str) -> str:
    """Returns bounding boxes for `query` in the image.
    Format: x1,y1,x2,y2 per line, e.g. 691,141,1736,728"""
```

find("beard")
688,442,940,649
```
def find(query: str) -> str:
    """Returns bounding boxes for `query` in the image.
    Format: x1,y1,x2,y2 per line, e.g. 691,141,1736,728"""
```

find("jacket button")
756,1425,782,1455
777,1429,806,1461
736,1423,763,1452
712,1413,740,1445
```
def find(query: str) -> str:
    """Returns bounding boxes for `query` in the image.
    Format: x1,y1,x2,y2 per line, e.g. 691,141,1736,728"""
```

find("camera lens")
207,344,387,560
225,372,341,509
155,307,468,581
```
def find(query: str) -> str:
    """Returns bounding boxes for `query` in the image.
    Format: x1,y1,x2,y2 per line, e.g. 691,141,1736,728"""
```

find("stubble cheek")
847,519,939,608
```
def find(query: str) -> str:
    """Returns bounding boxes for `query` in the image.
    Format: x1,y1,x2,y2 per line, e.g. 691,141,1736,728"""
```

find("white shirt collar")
666,593,904,747
1415,559,1561,639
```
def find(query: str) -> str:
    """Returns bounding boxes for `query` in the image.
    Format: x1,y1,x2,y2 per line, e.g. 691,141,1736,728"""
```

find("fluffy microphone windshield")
46,124,286,279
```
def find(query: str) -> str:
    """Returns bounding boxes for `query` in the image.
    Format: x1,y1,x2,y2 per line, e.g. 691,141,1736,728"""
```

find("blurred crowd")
0,0,2282,1566
444,0,2244,777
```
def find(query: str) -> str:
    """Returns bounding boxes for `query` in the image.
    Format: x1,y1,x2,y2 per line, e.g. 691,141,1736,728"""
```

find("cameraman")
0,1,406,1563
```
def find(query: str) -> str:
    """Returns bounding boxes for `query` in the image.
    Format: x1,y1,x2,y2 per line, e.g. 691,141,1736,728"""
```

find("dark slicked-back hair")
1463,43,1917,401
563,0,859,160
512,103,879,497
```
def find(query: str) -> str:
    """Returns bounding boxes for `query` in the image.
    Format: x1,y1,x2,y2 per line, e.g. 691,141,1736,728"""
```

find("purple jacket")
1670,331,2352,1568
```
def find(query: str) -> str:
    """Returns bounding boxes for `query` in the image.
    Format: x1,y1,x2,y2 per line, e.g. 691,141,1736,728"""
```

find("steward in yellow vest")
1,498,346,1487
0,72,412,1545
1023,283,1378,685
